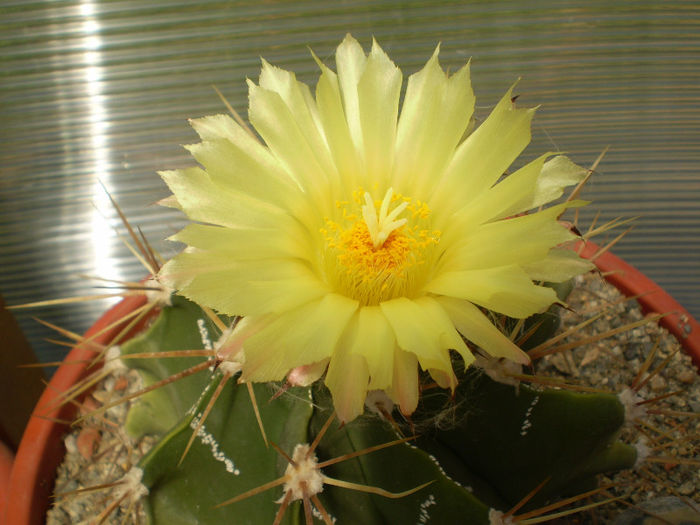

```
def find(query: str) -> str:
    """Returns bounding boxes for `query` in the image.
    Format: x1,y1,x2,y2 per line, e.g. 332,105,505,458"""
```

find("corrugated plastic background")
2,0,699,369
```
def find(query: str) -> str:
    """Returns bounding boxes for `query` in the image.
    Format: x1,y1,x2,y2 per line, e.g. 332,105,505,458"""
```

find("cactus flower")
159,35,591,422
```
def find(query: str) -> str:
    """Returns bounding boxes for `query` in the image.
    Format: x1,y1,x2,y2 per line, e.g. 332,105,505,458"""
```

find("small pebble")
650,374,668,392
678,481,695,496
679,369,696,384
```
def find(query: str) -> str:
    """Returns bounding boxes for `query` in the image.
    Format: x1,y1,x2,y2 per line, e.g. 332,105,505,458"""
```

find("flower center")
322,187,440,306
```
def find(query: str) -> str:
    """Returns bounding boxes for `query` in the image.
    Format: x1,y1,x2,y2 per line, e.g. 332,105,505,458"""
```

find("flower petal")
379,296,469,388
184,135,300,213
356,39,402,188
258,60,340,189
314,54,364,195
511,155,588,214
440,201,582,273
395,49,474,197
388,348,419,416
160,252,327,316
335,34,368,156
241,293,358,381
248,81,333,217
169,223,309,261
431,84,535,222
425,265,558,318
159,167,289,230
325,314,370,422
436,296,529,364
522,248,595,283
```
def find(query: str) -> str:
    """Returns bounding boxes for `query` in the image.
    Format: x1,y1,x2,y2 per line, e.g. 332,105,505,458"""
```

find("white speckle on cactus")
416,494,437,524
197,318,213,350
618,387,647,424
103,345,127,374
405,443,468,490
312,503,337,523
278,444,324,502
488,508,515,525
113,466,149,505
519,395,540,437
190,412,240,475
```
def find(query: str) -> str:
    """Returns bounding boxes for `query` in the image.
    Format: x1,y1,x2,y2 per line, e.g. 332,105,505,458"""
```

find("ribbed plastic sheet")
1,0,699,369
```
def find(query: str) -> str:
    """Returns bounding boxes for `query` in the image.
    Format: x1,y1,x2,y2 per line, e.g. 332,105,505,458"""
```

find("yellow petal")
350,306,396,391
258,59,339,188
184,137,299,212
379,297,468,383
436,296,529,364
325,314,370,422
314,55,363,194
159,167,288,230
513,155,588,213
395,49,474,197
425,265,558,318
242,293,358,381
388,348,419,416
522,248,595,283
356,38,402,188
431,83,535,222
169,223,309,261
160,253,327,316
440,201,581,273
247,81,333,216
335,34,368,155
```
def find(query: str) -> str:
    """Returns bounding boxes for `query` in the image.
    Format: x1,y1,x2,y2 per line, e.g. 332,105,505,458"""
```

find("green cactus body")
117,297,637,524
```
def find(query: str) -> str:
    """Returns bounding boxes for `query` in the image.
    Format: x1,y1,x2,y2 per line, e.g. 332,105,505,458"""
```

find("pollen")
323,188,440,306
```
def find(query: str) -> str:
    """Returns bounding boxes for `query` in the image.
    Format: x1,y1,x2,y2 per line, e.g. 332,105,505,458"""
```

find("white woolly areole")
488,509,514,525
634,436,652,469
364,390,395,417
279,444,324,502
144,277,173,306
474,355,522,388
218,358,242,376
113,466,149,504
102,345,127,374
618,387,647,424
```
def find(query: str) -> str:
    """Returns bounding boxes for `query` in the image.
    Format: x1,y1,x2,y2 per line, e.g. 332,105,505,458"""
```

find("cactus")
34,35,698,524
77,292,633,525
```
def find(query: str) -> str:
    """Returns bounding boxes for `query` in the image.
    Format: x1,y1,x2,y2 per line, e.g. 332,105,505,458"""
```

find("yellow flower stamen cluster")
322,188,440,306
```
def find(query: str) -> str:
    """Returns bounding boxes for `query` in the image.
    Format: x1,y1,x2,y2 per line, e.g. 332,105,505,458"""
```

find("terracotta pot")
0,439,14,519
579,242,700,369
4,245,699,524
3,295,147,525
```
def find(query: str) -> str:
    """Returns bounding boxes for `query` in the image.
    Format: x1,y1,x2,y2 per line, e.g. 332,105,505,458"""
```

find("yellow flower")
159,35,591,422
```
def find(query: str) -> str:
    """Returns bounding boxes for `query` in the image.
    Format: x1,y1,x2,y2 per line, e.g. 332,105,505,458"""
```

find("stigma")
361,188,408,248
